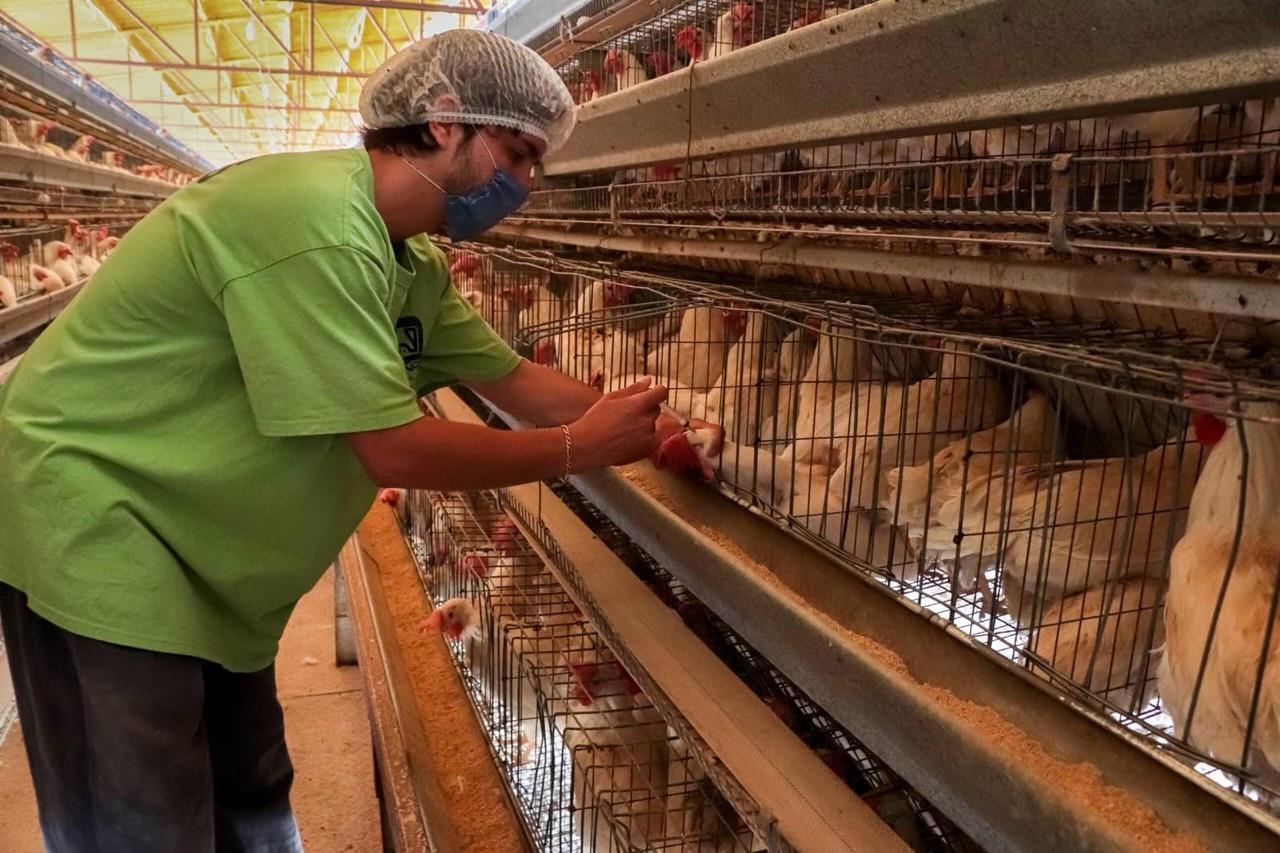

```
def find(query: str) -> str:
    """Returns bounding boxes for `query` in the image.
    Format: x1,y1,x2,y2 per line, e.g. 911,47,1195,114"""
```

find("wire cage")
0,219,125,307
540,0,1279,251
0,103,191,186
402,487,757,852
540,41,1280,259
545,475,983,852
445,243,1280,811
557,0,879,103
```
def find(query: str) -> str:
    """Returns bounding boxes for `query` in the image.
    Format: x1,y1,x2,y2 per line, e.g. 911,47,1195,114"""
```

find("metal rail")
544,0,1280,175
0,148,174,198
0,280,85,349
485,223,1280,322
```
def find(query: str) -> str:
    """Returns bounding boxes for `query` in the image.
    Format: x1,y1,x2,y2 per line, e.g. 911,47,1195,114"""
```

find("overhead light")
245,19,256,42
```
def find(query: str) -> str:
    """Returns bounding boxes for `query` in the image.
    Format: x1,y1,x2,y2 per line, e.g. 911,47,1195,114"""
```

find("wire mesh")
544,474,984,852
446,243,1280,810
556,0,878,103
528,93,1279,260
0,103,191,187
0,220,125,307
402,487,758,852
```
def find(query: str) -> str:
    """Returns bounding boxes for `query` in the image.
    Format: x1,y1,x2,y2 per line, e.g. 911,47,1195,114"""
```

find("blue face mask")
400,135,529,242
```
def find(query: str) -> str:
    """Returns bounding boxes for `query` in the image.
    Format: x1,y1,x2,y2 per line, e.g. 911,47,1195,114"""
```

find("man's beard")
443,136,490,196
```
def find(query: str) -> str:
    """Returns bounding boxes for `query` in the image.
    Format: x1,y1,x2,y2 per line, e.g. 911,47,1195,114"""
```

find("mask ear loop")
478,133,499,170
398,153,448,197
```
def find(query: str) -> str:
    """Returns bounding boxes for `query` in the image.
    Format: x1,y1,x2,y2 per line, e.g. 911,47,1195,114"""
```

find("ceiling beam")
299,0,475,14
74,55,367,78
126,97,358,113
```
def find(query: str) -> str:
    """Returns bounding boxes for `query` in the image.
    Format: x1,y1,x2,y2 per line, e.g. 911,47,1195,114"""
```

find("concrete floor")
0,570,381,852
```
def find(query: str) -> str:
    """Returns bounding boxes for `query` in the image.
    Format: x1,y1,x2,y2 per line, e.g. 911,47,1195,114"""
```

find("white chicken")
22,120,63,158
1159,400,1280,789
887,390,1062,543
30,265,66,294
645,305,746,392
428,575,599,768
0,116,26,149
961,430,1208,627
1029,575,1165,707
760,322,818,444
49,243,79,287
701,312,781,443
99,150,126,171
64,134,94,161
77,254,100,279
707,3,755,61
0,242,20,306
602,47,648,92
41,239,71,267
780,321,871,461
553,280,633,382
585,327,647,391
842,339,1009,512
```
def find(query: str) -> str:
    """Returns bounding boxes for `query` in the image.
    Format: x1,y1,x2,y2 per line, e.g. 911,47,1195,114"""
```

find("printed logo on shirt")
396,317,424,371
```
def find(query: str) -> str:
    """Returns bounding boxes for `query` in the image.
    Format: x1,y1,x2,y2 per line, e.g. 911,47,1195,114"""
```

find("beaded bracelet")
560,424,574,478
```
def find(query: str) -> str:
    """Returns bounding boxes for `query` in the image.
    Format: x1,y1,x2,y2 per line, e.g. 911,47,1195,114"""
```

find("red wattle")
652,431,703,476
1193,412,1227,446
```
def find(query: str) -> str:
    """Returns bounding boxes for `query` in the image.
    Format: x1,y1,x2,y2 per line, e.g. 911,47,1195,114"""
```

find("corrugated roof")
0,0,483,165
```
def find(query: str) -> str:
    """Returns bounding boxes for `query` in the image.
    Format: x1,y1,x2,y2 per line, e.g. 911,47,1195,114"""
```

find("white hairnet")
359,30,577,154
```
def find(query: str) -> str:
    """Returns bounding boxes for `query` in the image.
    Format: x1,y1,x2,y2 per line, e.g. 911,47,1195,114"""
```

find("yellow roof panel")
0,0,480,165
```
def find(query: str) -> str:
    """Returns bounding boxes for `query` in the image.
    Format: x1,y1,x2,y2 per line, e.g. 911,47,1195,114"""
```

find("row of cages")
398,475,978,851
446,245,1280,813
0,180,158,219
0,97,190,185
523,103,1280,248
557,0,872,98
0,218,125,308
539,1,1278,251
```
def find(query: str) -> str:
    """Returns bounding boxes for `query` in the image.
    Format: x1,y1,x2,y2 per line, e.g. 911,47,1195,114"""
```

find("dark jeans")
0,583,304,853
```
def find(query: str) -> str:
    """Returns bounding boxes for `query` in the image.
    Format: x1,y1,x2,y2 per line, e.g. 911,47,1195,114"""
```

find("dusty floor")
0,570,381,852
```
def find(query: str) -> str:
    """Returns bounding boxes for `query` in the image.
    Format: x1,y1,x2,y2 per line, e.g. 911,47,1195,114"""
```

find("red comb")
491,517,518,555
570,662,599,705
449,254,479,275
461,553,488,577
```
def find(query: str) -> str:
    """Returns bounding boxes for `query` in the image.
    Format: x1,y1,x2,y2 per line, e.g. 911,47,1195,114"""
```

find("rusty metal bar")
364,7,397,58
124,97,356,113
107,0,220,111
222,24,296,110
73,55,366,78
237,0,303,72
67,0,78,59
298,0,475,13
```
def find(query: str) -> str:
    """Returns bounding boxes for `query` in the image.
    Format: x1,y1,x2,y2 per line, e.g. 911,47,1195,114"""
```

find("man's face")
444,126,546,195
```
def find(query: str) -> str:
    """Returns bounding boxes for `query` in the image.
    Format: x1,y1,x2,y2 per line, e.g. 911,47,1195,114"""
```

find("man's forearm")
347,416,580,491
467,360,599,427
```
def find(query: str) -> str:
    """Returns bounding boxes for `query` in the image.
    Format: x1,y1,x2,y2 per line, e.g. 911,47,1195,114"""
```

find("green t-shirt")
0,148,520,672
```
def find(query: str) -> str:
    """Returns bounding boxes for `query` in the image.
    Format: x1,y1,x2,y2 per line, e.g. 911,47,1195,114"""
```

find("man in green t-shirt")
0,30,670,853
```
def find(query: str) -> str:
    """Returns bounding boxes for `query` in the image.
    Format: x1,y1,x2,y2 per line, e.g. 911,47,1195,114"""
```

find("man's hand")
569,378,669,470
